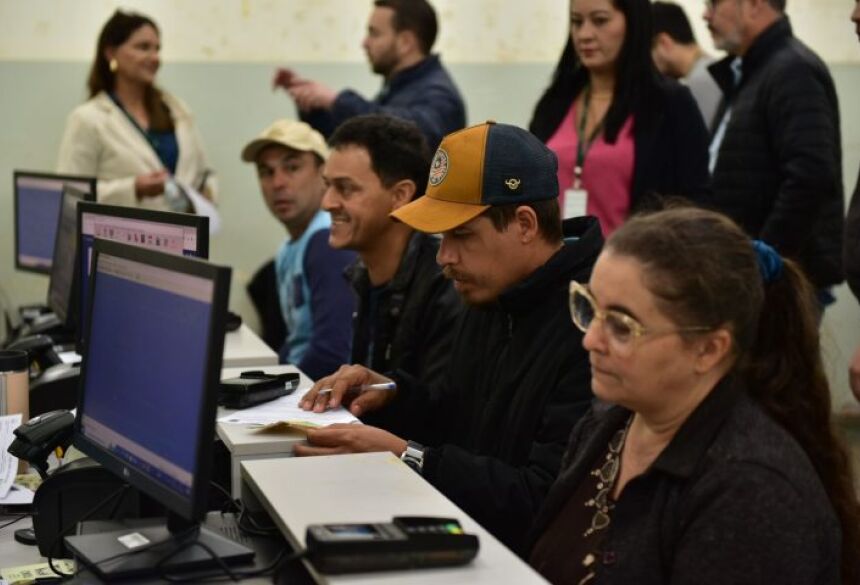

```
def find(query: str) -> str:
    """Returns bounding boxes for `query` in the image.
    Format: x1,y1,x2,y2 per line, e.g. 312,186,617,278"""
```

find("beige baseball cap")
241,119,329,162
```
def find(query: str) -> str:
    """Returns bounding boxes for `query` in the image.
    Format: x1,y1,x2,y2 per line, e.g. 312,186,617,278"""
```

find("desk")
241,452,549,585
217,365,314,496
222,324,278,368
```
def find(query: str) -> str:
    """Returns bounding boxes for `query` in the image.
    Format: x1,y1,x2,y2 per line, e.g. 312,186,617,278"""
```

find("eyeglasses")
568,281,712,355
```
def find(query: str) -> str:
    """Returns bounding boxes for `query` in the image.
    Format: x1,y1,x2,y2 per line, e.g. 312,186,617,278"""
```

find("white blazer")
56,90,217,211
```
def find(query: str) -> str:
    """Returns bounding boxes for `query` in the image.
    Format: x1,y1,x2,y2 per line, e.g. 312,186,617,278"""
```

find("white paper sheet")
218,388,359,427
0,414,23,499
0,484,34,505
178,181,222,235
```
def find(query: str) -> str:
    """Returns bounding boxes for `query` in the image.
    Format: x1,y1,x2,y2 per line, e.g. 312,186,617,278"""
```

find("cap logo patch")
505,178,521,190
428,148,450,187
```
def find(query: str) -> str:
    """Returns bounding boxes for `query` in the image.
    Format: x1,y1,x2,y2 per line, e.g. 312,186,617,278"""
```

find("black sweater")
529,74,711,213
526,378,842,584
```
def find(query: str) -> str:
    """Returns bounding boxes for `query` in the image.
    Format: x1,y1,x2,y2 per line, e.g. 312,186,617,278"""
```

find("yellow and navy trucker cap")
391,120,559,233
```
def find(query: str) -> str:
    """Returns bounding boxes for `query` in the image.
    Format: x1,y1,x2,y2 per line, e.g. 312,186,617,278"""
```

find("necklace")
577,416,631,585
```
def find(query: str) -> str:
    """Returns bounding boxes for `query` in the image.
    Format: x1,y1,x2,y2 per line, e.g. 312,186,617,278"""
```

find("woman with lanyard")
529,0,710,236
58,10,215,211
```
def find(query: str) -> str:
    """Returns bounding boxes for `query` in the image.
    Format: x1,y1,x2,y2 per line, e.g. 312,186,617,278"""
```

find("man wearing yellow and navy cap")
295,121,603,553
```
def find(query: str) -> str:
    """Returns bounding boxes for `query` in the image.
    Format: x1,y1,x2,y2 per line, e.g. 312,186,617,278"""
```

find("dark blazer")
383,217,603,554
529,75,711,213
708,17,843,289
525,378,842,584
301,54,466,149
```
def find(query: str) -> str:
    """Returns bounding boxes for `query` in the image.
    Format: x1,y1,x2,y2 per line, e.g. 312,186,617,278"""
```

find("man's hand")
293,424,407,458
271,67,297,91
300,365,395,417
134,170,168,199
288,79,337,112
850,345,860,403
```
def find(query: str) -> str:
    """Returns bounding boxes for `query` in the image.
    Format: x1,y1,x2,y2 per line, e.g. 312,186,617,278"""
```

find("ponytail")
741,260,860,584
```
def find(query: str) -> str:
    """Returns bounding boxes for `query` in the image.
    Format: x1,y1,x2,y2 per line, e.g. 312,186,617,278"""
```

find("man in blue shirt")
242,120,355,379
272,0,465,148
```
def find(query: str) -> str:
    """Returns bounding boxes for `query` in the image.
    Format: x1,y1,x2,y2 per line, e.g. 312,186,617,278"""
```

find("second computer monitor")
76,202,209,344
14,170,96,274
47,186,88,328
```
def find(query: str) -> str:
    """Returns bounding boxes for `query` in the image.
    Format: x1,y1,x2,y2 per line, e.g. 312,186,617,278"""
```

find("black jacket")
708,18,843,288
386,217,603,554
301,54,466,149
529,76,711,213
526,378,842,584
347,232,461,436
844,167,860,301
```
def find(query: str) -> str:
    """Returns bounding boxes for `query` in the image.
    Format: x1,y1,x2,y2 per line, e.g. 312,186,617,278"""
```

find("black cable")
158,537,241,582
0,513,30,530
45,483,130,579
208,481,278,537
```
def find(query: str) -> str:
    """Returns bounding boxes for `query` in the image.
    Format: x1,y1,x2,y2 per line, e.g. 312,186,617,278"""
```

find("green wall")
1,60,859,407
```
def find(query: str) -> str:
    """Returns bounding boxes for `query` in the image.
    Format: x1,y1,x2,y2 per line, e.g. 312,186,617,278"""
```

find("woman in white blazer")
57,10,216,211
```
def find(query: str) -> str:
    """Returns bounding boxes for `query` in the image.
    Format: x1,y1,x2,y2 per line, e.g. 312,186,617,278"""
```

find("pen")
317,382,397,396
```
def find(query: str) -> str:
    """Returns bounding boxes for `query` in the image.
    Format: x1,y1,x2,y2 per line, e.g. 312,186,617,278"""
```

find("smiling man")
296,121,603,553
271,0,465,148
241,120,355,379
319,115,461,434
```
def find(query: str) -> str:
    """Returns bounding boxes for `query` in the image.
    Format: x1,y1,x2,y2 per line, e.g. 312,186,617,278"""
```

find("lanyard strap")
108,93,166,166
574,85,606,186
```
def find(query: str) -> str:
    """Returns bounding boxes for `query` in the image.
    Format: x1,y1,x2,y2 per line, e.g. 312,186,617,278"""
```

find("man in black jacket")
706,0,843,302
321,115,461,434
296,122,602,554
272,0,465,148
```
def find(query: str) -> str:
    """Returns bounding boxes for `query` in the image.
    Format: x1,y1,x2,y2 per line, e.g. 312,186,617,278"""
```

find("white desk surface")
217,365,315,496
241,452,549,585
222,324,278,368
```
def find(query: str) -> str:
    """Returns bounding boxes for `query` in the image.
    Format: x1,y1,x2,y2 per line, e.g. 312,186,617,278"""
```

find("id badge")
563,188,588,219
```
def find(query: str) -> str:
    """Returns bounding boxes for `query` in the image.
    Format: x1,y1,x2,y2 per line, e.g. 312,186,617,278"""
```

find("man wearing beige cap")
242,120,355,379
296,121,603,553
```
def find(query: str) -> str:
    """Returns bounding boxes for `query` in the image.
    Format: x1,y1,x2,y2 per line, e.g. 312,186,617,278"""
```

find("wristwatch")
400,440,426,474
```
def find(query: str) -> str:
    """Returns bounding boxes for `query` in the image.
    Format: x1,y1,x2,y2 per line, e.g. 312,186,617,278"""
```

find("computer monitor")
46,186,87,329
14,171,96,274
76,202,209,345
65,239,250,579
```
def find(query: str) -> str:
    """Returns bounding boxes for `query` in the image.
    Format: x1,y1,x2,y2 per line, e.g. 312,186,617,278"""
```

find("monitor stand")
64,512,255,581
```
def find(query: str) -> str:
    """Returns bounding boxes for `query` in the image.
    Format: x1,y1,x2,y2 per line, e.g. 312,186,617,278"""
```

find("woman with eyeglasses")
57,10,215,211
529,0,710,236
527,207,859,584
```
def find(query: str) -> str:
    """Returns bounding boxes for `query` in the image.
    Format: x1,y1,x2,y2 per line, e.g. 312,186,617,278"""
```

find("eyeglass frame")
568,281,713,348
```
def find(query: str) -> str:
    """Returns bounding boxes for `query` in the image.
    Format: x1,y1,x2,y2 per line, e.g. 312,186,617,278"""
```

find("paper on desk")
1,560,75,584
217,389,359,427
0,414,23,499
178,180,221,235
0,484,34,506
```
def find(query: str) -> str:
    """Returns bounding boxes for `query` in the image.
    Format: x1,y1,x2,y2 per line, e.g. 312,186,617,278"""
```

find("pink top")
546,101,635,236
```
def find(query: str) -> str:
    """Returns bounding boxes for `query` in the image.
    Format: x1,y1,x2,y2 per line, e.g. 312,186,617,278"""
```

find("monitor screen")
14,171,96,274
74,240,229,520
77,202,209,344
47,186,87,326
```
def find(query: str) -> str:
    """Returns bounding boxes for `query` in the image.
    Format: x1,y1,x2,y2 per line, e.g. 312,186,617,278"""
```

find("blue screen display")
81,256,213,498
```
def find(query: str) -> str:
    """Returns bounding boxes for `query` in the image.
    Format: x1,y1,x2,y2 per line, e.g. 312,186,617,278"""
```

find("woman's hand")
134,170,168,199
